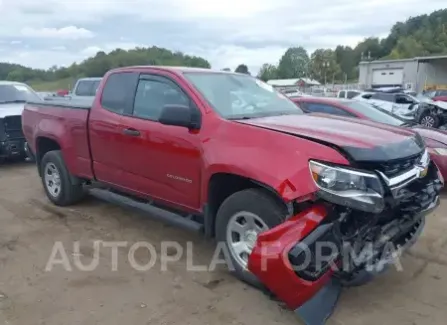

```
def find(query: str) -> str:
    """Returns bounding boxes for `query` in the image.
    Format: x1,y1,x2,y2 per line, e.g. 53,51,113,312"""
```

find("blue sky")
0,0,445,74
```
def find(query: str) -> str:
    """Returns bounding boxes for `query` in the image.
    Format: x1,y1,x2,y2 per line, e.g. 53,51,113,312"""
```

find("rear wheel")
40,150,85,206
215,188,287,288
419,111,440,128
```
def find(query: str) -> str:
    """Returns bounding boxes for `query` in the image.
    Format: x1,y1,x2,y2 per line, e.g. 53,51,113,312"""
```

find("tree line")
0,47,210,86
0,9,446,87
254,8,447,83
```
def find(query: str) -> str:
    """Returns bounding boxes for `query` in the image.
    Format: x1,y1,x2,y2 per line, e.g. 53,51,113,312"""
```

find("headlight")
309,160,385,213
428,148,447,156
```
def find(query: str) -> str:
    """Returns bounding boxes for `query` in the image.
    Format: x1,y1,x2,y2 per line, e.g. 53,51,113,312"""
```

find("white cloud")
21,26,94,39
51,46,67,51
0,0,445,73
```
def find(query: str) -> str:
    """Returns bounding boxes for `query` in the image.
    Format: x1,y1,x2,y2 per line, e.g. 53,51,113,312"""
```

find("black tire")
215,188,287,288
419,111,440,128
40,150,85,206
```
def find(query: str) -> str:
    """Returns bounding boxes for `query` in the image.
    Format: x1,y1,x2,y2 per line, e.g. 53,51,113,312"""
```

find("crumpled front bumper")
247,196,439,325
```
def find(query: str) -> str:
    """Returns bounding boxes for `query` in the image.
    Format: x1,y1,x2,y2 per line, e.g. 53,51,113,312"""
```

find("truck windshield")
343,100,404,126
0,84,41,103
183,72,303,119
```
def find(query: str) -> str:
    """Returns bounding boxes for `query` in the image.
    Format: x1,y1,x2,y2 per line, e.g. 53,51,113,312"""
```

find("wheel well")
205,173,285,238
36,137,61,175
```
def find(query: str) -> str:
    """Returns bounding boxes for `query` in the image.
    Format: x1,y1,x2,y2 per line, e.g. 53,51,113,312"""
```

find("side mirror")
159,104,201,129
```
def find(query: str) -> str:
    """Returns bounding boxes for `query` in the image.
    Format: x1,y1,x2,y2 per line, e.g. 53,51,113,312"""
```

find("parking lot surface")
0,162,447,325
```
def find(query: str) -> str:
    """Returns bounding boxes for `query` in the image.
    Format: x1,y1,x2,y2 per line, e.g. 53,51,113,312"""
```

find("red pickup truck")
22,66,442,325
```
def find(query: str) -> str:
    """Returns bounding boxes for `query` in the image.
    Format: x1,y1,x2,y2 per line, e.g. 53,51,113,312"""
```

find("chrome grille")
360,152,423,178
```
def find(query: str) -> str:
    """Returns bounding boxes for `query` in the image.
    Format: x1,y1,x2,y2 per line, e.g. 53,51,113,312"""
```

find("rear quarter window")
100,72,139,114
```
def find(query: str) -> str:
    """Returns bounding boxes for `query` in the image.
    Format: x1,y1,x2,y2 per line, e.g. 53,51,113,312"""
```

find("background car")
336,89,361,99
425,89,447,102
290,96,447,180
0,81,41,161
353,91,418,120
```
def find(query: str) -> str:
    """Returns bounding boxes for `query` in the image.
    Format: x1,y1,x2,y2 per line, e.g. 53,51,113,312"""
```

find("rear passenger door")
88,72,139,185
118,73,203,211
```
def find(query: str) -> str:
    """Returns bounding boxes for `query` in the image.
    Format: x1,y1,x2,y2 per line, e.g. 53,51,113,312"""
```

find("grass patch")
28,78,76,91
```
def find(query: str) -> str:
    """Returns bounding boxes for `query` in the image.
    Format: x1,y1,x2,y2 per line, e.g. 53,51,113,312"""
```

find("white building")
358,55,447,92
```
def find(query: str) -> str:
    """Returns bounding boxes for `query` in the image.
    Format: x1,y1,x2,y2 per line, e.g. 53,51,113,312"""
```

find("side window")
306,103,353,117
347,91,360,99
395,94,414,104
338,91,346,98
75,81,93,96
438,90,447,96
362,94,373,99
133,77,189,120
372,93,393,102
100,72,139,114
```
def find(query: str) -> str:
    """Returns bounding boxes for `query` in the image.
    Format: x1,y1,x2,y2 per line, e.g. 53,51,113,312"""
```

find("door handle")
122,128,141,136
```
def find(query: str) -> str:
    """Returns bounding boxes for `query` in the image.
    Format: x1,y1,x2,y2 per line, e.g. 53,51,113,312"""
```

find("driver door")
116,74,203,211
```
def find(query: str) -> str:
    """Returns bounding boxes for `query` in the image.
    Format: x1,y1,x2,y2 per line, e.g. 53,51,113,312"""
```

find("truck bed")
22,99,94,179
28,99,92,110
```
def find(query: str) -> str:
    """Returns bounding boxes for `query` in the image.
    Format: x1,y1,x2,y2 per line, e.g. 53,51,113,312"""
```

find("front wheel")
215,188,287,288
40,150,85,206
419,111,440,128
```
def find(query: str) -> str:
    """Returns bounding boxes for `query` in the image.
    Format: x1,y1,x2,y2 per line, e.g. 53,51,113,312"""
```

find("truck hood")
0,103,25,118
237,114,424,162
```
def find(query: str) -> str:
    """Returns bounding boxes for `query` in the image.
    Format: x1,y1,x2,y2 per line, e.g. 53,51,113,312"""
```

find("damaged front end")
247,149,443,325
0,115,27,160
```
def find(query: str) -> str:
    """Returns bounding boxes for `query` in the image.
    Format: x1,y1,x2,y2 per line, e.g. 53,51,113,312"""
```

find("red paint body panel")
22,67,356,212
293,97,447,179
433,96,447,102
21,66,429,313
22,104,93,179
247,204,332,309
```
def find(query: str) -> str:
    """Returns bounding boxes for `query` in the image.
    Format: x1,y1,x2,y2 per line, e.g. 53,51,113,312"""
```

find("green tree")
334,46,356,80
235,64,250,74
309,49,342,83
277,46,310,79
257,63,278,81
0,46,211,88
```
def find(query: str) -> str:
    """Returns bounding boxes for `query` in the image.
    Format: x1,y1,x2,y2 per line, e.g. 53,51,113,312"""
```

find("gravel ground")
0,162,446,325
